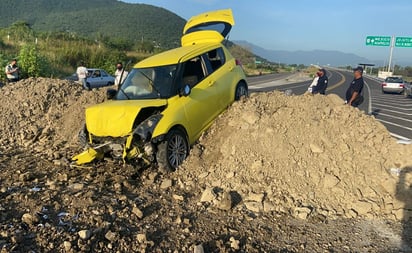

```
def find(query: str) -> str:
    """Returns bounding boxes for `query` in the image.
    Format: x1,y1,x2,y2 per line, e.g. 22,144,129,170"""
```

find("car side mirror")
180,84,191,97
106,89,117,100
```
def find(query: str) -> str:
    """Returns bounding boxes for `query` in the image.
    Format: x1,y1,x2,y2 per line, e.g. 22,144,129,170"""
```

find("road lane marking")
327,71,346,91
373,103,412,112
364,81,372,115
377,118,412,132
375,112,412,122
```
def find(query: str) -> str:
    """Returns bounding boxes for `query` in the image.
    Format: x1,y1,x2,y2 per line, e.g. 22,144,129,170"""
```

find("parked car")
404,81,412,98
72,9,248,171
381,76,405,94
66,68,115,88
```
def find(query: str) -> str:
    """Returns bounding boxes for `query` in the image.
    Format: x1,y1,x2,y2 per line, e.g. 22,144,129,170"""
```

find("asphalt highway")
247,69,412,141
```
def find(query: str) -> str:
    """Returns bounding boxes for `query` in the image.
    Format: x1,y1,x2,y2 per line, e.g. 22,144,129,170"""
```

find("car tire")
157,128,189,172
235,81,248,101
382,89,386,94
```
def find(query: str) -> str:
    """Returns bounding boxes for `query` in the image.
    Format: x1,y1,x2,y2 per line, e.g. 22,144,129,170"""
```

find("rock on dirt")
0,78,412,252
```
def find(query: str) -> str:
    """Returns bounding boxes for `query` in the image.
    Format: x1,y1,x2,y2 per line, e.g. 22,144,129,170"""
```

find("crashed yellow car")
73,9,248,171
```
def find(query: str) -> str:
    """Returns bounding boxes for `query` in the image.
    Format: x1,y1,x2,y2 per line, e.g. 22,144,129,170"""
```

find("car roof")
135,43,222,68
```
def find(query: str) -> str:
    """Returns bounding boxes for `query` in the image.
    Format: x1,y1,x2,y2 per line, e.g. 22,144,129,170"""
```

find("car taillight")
401,84,405,88
382,83,387,87
235,59,242,66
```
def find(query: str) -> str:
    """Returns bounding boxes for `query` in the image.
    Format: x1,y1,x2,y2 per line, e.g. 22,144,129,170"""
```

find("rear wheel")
157,128,189,172
235,81,248,101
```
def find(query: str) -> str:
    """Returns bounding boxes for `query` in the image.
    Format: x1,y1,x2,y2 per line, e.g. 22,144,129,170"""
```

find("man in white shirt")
114,62,128,87
76,61,89,90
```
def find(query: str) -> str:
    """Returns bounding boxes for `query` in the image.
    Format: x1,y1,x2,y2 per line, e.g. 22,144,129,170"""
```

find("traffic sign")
366,36,391,46
395,37,412,47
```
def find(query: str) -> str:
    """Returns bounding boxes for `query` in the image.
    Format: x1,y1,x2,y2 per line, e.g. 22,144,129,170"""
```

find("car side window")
182,56,205,88
206,48,226,72
93,70,101,78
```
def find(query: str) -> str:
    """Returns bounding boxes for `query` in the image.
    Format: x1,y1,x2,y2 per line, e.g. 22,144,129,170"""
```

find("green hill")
0,0,185,49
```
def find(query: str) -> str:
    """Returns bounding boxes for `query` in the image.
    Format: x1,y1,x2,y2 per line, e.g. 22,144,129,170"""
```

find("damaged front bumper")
72,114,163,165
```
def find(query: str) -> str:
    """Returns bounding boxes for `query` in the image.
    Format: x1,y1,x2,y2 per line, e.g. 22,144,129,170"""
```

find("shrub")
18,44,49,78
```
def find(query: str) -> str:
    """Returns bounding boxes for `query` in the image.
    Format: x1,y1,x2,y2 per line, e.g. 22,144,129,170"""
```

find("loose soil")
1,77,412,252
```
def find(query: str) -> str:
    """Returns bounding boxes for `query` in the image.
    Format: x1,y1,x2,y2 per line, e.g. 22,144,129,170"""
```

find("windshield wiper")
138,70,161,98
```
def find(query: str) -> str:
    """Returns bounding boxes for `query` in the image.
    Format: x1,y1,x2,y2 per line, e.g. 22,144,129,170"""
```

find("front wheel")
235,81,248,101
157,128,189,172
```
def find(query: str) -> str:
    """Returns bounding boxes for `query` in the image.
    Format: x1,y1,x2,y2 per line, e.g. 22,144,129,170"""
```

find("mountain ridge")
0,0,186,49
235,40,371,66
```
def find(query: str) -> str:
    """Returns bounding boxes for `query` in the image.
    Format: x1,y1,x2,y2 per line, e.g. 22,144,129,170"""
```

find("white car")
381,77,404,94
67,68,115,88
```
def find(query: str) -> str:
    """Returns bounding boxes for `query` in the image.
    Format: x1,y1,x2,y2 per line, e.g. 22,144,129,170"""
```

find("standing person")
345,66,364,107
76,61,89,90
5,59,19,83
311,68,328,95
114,62,128,87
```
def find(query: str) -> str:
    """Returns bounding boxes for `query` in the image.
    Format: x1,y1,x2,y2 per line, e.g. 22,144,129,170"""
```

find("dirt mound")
0,78,108,161
1,78,412,251
178,91,412,221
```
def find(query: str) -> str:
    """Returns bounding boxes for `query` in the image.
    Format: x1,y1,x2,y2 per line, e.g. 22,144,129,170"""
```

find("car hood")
181,9,234,46
85,99,167,137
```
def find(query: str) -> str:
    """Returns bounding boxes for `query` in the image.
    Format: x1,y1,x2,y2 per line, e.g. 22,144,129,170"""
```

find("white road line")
377,118,412,131
364,80,372,115
372,103,412,112
390,132,411,141
372,107,412,116
375,112,412,122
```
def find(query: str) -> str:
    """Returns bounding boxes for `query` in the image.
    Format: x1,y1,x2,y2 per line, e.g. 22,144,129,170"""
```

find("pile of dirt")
1,78,412,252
177,91,412,221
0,78,108,161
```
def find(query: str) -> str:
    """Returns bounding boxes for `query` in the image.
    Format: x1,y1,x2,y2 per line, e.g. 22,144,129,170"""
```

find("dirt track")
1,77,412,252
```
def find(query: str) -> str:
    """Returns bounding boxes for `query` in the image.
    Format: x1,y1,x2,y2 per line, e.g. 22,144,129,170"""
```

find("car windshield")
116,65,177,100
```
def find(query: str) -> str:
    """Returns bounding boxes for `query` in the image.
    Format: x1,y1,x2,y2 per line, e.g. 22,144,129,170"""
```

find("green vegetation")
0,0,292,81
0,0,185,50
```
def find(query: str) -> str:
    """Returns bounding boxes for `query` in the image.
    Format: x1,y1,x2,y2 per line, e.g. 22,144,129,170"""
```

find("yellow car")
73,9,248,171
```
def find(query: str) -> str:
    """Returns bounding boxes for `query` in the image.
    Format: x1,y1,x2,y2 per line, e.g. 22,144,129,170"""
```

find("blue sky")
124,0,412,65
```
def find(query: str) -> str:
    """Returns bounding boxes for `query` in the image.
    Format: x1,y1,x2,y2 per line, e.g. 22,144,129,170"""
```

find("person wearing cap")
311,68,328,95
5,59,19,83
345,66,364,107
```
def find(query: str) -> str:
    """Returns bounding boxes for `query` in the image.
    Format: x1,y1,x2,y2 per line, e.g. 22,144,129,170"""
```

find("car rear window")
386,77,403,82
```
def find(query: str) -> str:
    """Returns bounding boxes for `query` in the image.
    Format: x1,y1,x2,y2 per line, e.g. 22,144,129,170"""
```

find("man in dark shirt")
312,68,328,95
346,66,364,107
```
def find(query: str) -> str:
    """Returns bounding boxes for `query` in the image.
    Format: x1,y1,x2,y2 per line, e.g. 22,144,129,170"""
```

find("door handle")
208,80,215,87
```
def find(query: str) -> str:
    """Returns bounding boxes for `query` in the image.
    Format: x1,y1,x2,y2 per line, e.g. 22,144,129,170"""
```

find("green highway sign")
366,36,391,46
395,37,412,47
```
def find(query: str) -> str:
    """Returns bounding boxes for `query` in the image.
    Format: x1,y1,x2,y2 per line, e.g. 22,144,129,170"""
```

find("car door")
100,70,113,86
204,47,234,112
179,56,219,138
